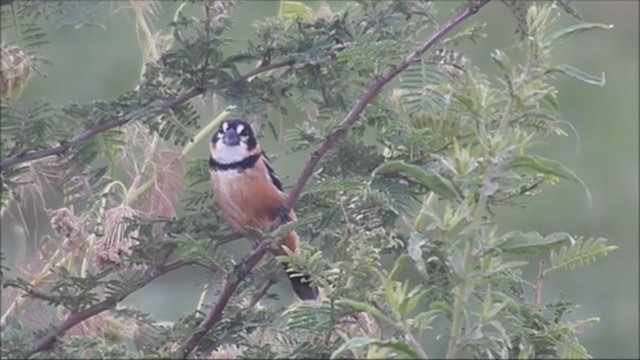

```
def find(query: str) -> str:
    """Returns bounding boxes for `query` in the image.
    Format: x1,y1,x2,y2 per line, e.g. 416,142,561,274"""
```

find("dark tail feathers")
284,265,319,300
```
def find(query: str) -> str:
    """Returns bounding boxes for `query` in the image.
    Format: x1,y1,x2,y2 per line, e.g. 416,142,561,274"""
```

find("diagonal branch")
0,60,295,172
281,0,491,215
22,259,192,359
179,0,492,357
246,277,278,309
180,241,271,358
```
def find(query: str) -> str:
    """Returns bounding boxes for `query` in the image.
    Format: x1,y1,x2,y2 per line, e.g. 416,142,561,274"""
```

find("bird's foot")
276,205,292,223
233,259,253,282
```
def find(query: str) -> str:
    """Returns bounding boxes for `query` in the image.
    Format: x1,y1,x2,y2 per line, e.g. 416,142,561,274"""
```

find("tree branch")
280,0,491,215
179,1,491,357
1,280,61,304
247,277,278,309
0,60,295,172
23,259,192,359
180,241,271,358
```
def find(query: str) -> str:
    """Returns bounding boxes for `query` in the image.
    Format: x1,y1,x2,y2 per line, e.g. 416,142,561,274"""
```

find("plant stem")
195,283,209,312
403,324,429,359
413,192,436,231
177,106,235,162
446,239,473,359
446,193,487,358
125,107,235,206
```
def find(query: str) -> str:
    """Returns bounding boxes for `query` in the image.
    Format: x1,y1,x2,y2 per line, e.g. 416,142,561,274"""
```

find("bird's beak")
222,129,240,146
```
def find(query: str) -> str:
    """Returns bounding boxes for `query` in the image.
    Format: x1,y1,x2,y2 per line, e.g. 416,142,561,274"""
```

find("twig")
247,278,278,309
5,284,60,304
180,241,271,358
23,259,191,358
179,1,491,357
215,232,243,245
0,60,295,172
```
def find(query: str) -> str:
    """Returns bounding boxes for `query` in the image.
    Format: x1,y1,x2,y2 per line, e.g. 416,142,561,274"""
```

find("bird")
208,117,319,300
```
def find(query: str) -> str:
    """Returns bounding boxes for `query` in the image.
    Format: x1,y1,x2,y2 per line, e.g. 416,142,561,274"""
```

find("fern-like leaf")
544,237,617,275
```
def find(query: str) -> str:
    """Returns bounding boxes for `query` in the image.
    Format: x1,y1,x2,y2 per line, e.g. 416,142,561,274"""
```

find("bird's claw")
233,261,253,282
276,205,292,223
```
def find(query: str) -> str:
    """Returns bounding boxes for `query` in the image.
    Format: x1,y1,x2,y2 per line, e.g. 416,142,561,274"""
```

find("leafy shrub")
0,1,614,359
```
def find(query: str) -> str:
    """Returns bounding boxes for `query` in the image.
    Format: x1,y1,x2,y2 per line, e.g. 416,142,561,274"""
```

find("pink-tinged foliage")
139,156,186,219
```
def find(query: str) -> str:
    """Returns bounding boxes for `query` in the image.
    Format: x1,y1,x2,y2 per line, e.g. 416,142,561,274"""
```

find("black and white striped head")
210,118,258,164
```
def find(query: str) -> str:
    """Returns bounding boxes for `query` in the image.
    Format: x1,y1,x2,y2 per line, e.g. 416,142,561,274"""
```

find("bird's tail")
283,264,318,300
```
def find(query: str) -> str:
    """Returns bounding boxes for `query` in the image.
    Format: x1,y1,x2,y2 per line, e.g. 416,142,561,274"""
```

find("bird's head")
210,118,258,164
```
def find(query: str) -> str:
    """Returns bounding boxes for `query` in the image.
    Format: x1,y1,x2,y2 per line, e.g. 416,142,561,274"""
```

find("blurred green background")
1,1,637,358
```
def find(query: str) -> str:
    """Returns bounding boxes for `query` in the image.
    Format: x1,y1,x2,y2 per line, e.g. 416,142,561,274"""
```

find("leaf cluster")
0,1,615,359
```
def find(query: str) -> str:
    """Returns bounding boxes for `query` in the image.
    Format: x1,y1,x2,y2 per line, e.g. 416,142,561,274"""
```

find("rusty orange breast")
210,166,286,237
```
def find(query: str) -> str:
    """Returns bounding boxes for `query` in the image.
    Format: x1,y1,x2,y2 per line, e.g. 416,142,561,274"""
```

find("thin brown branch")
215,232,243,245
180,241,271,358
1,280,60,304
0,60,295,172
247,277,278,309
23,259,192,359
179,1,491,357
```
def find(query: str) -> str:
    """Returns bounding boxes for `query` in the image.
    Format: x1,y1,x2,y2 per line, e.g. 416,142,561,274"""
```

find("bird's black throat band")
209,153,260,171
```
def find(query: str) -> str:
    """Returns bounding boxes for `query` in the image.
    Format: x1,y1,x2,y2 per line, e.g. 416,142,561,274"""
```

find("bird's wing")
261,150,284,192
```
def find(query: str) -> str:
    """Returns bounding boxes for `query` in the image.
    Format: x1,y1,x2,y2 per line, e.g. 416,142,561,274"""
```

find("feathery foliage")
1,1,616,359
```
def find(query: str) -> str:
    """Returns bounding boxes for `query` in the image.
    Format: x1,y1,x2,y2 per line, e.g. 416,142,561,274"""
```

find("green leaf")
556,336,591,359
543,91,560,110
278,1,313,23
369,178,414,217
338,299,395,327
402,287,429,317
543,22,613,48
491,49,514,76
388,254,410,282
546,64,606,87
285,301,333,330
411,308,444,329
330,336,377,359
507,155,592,203
372,161,459,201
408,232,428,277
453,92,478,116
330,337,421,359
374,339,422,359
398,60,448,119
497,231,574,255
545,237,617,275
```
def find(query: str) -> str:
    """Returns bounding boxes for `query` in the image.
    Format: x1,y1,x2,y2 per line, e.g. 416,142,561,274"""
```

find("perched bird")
208,118,319,300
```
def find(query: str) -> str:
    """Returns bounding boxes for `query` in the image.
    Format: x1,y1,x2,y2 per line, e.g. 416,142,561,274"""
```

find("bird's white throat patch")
211,142,250,164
